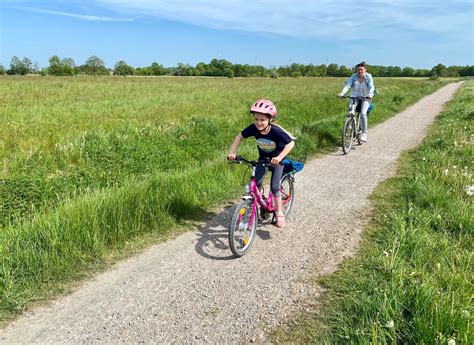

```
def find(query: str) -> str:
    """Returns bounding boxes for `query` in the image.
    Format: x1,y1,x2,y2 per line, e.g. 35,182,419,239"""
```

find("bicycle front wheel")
280,174,295,217
342,117,355,154
228,198,257,258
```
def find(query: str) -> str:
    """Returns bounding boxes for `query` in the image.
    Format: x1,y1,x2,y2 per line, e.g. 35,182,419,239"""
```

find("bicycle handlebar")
228,155,272,167
338,96,371,100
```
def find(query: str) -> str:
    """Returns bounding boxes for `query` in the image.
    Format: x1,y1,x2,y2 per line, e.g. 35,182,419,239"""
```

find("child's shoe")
276,213,286,228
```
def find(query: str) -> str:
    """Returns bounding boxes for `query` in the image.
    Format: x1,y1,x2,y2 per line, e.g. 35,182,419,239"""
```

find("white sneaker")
359,133,367,142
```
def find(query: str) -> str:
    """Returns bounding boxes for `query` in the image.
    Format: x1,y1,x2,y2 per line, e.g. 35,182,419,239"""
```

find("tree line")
2,55,473,78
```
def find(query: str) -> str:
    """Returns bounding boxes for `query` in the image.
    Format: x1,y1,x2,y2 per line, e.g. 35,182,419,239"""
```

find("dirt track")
0,82,462,343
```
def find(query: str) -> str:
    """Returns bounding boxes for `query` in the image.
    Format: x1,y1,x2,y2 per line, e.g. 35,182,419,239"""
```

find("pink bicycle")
228,156,303,257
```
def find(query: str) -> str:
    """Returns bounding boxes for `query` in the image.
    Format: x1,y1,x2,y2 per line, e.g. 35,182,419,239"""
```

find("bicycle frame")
348,97,368,118
346,96,371,133
236,158,293,228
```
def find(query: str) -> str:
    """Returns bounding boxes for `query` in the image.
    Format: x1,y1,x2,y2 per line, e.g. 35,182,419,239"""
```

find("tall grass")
0,76,448,321
271,81,472,343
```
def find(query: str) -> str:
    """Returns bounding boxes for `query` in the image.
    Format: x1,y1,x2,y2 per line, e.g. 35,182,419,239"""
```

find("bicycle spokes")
229,199,257,257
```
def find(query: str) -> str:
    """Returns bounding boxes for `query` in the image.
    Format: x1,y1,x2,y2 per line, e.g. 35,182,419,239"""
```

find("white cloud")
95,0,473,39
19,7,134,22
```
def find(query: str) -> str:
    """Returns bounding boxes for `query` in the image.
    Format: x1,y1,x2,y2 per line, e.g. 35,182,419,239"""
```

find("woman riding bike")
338,61,375,143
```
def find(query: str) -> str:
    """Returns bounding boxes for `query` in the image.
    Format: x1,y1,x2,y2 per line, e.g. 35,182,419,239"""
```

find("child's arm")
227,133,244,160
271,140,295,165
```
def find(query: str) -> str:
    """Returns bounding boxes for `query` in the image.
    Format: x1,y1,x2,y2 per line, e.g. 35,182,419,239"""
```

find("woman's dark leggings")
255,163,284,197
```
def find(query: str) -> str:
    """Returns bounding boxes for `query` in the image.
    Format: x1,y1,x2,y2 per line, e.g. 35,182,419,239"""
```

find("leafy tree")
459,65,474,76
277,65,291,77
415,69,430,77
22,57,33,74
224,68,234,78
8,56,29,75
0,64,5,75
84,55,108,75
402,67,415,77
431,63,447,77
62,58,75,75
446,66,460,77
114,60,135,76
174,62,193,76
338,65,351,77
194,62,206,76
327,63,339,76
150,62,165,76
316,64,327,77
47,55,75,76
48,55,62,75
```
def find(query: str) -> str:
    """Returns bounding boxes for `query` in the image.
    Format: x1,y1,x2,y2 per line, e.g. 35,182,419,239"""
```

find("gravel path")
0,82,462,344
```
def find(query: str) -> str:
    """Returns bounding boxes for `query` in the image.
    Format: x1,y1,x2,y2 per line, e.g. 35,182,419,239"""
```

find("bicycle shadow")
193,201,274,260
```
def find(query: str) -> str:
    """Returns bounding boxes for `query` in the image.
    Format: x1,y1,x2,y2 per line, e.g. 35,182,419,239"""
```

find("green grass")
0,76,449,321
271,81,473,343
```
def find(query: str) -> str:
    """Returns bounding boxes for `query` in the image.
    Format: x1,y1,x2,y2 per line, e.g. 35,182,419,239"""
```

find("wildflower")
385,320,394,328
465,186,474,196
454,141,458,147
383,251,389,257
448,338,456,345
422,157,426,161
444,169,449,176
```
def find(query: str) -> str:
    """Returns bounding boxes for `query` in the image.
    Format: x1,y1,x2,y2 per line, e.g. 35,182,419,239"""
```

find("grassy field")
271,81,472,343
0,76,449,321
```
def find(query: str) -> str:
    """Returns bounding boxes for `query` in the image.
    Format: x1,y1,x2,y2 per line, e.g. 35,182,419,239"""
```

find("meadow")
271,81,473,343
0,76,448,320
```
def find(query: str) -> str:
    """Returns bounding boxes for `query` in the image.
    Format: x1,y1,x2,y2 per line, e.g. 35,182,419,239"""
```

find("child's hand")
227,153,236,161
271,156,281,165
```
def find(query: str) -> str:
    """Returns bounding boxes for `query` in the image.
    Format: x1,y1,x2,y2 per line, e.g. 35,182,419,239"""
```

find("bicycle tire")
228,198,257,257
342,117,355,154
280,174,295,217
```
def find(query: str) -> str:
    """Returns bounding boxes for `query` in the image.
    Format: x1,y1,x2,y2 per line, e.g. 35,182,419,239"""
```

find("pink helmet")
250,99,278,118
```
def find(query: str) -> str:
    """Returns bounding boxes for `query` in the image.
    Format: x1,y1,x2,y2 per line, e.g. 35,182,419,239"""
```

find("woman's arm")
367,73,375,98
339,73,356,96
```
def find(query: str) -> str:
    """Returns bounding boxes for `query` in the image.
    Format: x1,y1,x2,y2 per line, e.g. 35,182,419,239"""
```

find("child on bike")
227,99,295,228
338,61,375,142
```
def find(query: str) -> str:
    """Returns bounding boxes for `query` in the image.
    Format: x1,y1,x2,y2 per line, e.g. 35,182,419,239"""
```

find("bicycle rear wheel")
342,117,355,154
229,198,257,257
280,174,294,217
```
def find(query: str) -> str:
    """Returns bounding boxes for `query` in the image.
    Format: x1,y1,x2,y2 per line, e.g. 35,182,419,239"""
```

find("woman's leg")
360,100,371,141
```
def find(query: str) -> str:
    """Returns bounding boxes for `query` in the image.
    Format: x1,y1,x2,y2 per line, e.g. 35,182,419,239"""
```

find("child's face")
253,112,271,131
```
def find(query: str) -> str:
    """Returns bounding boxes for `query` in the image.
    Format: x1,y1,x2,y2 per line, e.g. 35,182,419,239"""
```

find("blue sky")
1,0,473,69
